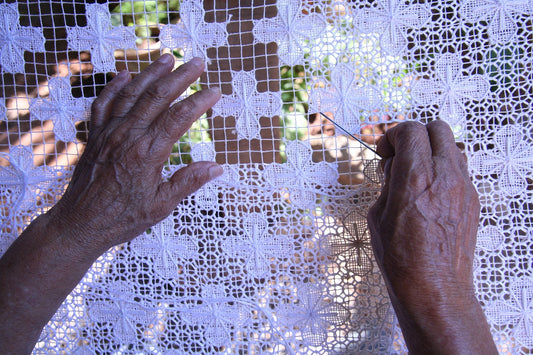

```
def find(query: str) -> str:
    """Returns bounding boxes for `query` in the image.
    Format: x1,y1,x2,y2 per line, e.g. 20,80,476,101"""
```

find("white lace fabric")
0,1,532,353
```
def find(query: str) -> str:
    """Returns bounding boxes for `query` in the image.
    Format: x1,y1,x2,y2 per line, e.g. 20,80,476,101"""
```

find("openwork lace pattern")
0,1,532,353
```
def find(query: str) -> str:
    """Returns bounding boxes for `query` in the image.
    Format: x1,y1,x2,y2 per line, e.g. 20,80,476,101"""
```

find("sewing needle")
318,112,382,158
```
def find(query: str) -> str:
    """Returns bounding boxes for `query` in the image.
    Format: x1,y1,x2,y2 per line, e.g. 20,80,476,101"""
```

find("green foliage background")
111,1,410,163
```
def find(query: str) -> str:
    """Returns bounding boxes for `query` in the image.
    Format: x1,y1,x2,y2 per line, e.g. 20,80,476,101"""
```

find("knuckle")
116,85,138,104
144,84,171,104
397,120,426,133
106,130,125,149
91,94,109,118
130,142,148,162
90,102,101,119
401,122,428,142
389,121,429,151
408,124,429,141
91,96,103,112
171,99,195,119
427,119,448,130
105,125,132,148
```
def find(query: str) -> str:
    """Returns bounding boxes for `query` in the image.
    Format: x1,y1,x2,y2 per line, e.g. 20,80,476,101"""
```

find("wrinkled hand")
367,121,481,335
51,55,222,253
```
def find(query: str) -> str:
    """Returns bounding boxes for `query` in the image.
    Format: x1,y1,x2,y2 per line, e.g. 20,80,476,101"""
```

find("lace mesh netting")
0,0,532,353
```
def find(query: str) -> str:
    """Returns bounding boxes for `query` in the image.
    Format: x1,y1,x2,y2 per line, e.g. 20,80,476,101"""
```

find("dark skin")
0,54,223,354
368,121,498,354
0,56,497,354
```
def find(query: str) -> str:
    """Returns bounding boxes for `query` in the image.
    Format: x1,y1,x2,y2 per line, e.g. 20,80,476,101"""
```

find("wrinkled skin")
368,121,497,354
369,121,478,300
51,54,223,252
0,55,223,354
0,58,498,354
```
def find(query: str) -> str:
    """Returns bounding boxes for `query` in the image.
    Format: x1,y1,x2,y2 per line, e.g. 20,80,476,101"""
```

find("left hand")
49,54,222,254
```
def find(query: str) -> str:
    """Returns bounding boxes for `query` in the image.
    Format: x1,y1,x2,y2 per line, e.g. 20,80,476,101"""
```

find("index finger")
127,57,206,127
377,122,434,213
378,121,433,173
110,54,176,118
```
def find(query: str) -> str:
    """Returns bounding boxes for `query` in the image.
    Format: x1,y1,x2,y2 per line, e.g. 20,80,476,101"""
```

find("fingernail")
116,69,128,78
209,86,221,95
208,164,223,180
159,53,174,65
189,57,205,67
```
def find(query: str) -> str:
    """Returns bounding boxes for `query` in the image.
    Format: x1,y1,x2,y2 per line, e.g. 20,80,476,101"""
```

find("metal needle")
318,112,382,158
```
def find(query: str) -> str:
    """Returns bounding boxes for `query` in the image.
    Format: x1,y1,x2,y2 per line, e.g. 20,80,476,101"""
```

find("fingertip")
110,55,177,118
116,70,131,80
205,87,222,105
158,53,175,67
164,162,221,202
175,57,205,79
189,57,205,68
208,164,224,180
161,88,222,141
208,86,221,96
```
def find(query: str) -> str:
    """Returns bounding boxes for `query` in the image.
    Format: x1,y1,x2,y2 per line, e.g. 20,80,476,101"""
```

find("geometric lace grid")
0,1,531,354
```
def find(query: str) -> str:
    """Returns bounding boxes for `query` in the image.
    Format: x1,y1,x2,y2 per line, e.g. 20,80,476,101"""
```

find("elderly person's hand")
367,121,497,354
53,54,222,253
0,55,222,354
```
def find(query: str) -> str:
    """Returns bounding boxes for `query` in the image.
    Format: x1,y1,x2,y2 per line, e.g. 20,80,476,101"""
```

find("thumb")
156,162,223,209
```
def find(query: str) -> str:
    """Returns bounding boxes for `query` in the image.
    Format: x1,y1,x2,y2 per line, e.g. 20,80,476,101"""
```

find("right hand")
366,121,499,354
367,120,480,313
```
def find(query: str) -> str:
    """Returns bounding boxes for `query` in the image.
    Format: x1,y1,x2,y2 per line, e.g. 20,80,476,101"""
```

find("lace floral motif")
0,4,46,73
191,142,216,162
460,0,533,43
276,283,349,346
253,0,327,66
485,276,533,348
131,215,199,278
67,4,137,72
322,208,373,276
471,125,533,196
71,345,97,355
353,0,431,55
3,1,532,353
476,226,506,252
309,63,381,135
180,284,251,348
87,281,158,344
159,0,228,62
212,71,282,140
264,140,338,209
30,77,93,142
193,182,220,209
0,146,55,213
411,53,490,128
221,213,293,278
